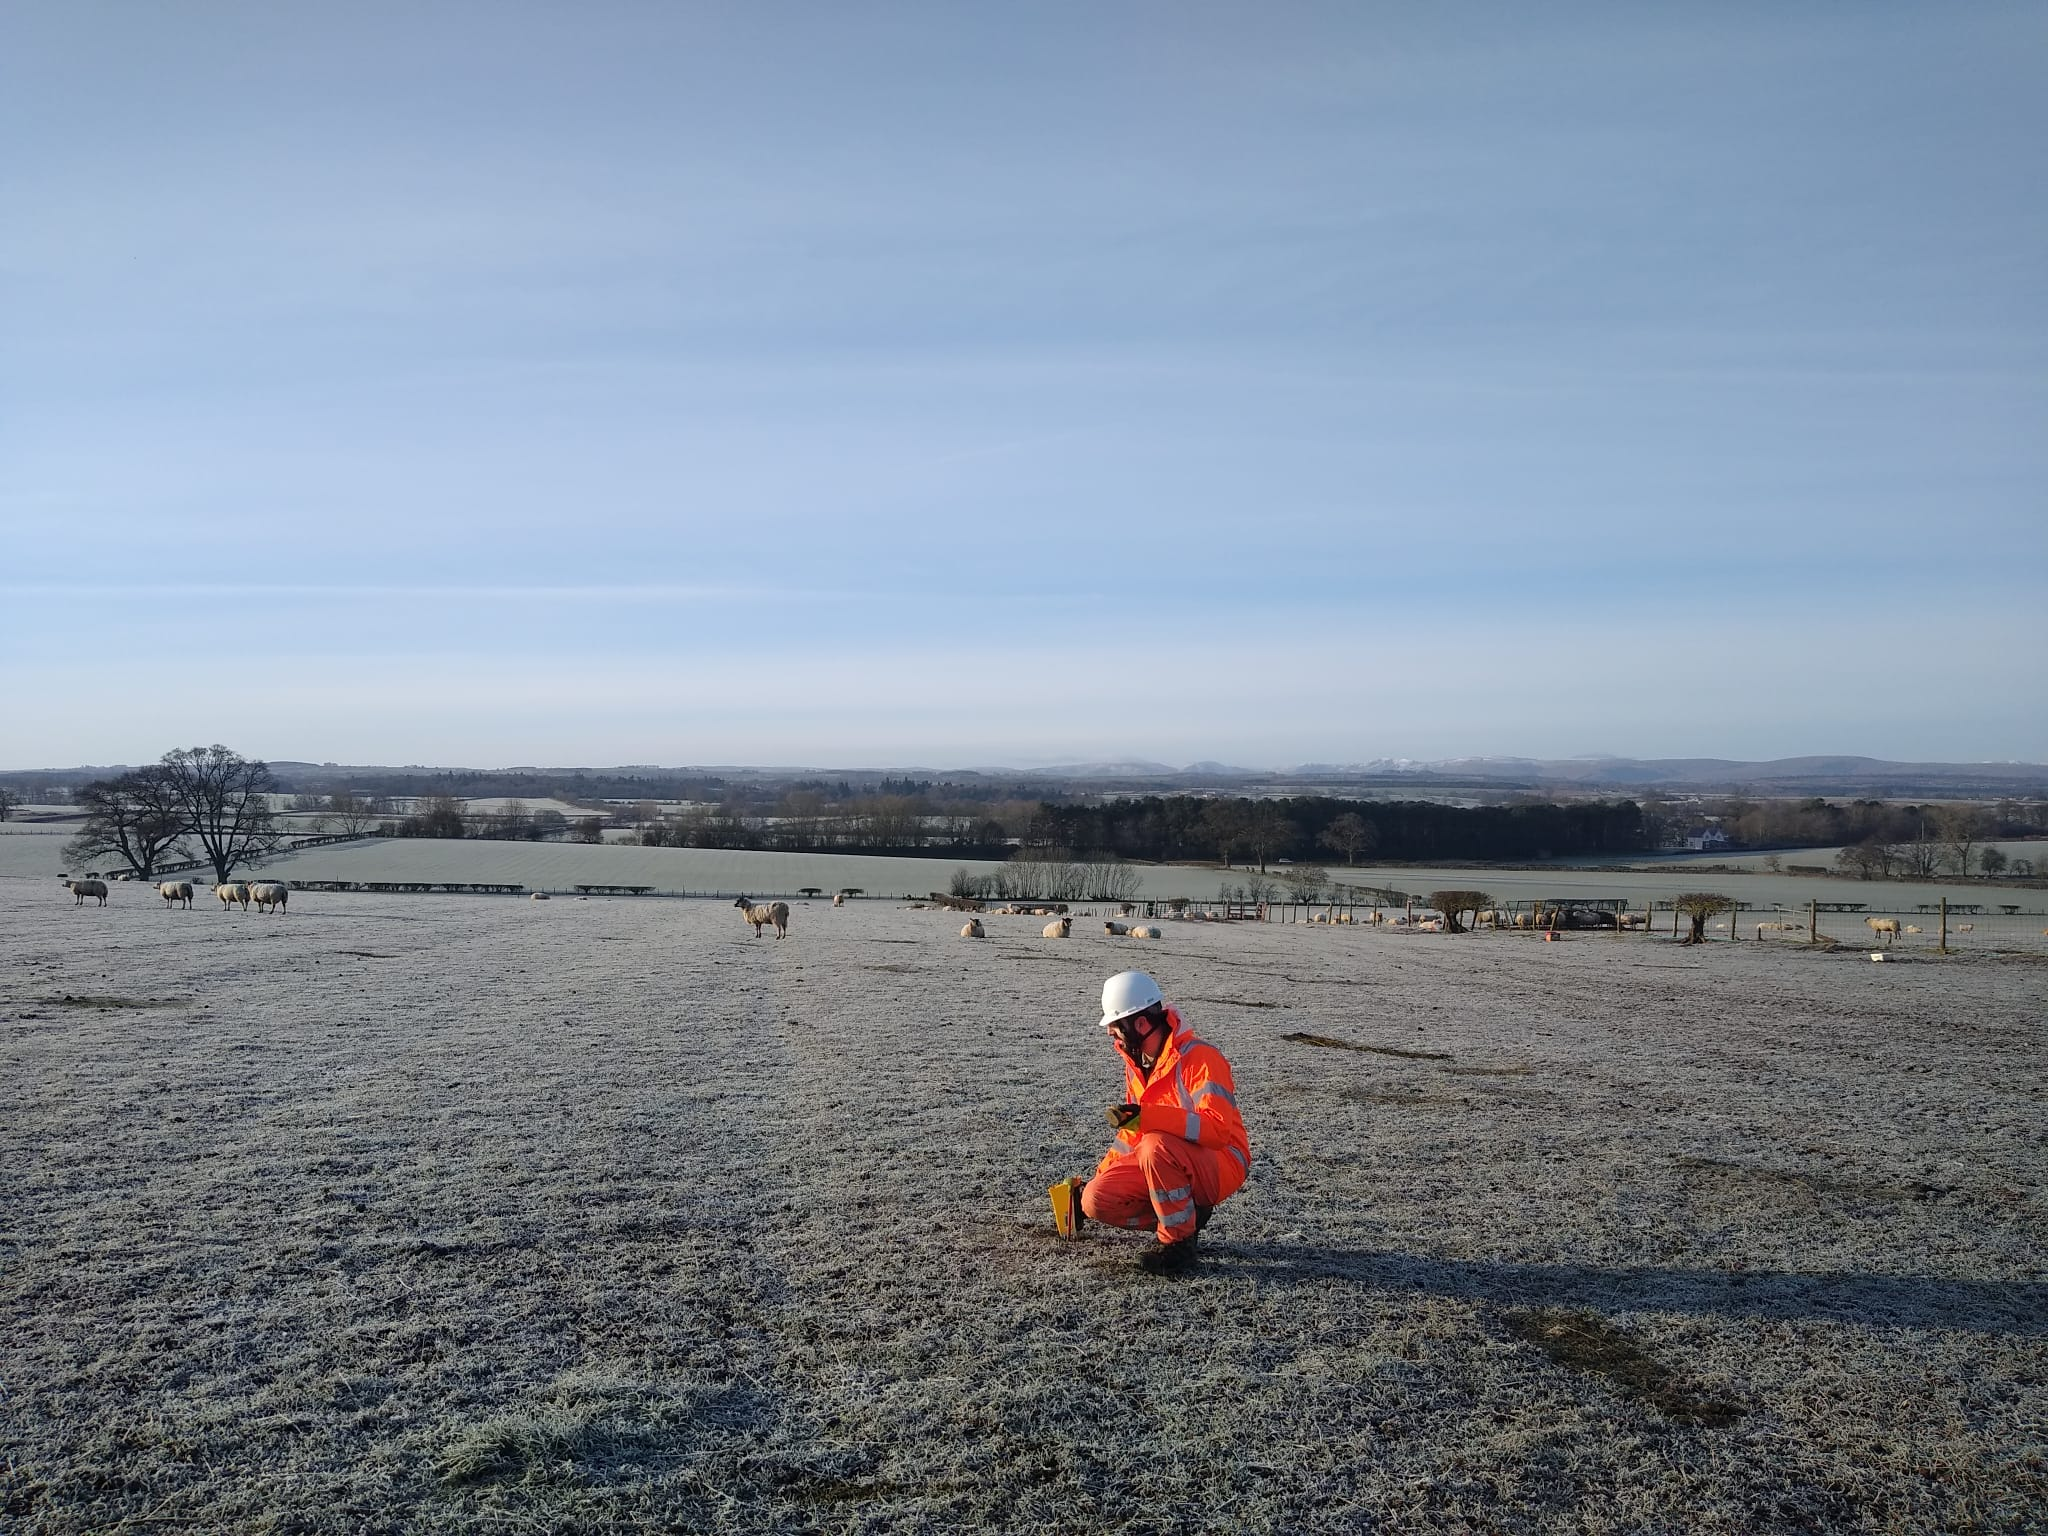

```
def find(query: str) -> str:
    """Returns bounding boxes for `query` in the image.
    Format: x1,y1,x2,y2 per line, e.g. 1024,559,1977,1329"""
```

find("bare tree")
160,745,284,882
0,786,21,821
1281,865,1330,903
1426,890,1493,933
1246,803,1296,873
1938,806,1983,879
571,816,605,844
1674,892,1734,945
1202,799,1250,867
1978,846,2008,877
64,768,190,879
1899,813,1944,879
1318,812,1377,867
325,790,385,836
409,793,467,840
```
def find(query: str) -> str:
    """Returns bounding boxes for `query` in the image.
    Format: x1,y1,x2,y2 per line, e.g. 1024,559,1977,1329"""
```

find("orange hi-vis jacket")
1105,1005,1251,1181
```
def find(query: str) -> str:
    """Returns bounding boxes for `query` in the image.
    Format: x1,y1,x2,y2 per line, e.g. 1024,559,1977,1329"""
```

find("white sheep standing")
1865,917,1900,945
158,880,195,909
1041,917,1072,939
960,918,985,938
735,896,790,939
216,882,250,911
250,882,290,915
64,878,109,906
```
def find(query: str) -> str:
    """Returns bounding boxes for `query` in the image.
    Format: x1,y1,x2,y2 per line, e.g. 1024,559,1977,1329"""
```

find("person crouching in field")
1079,970,1251,1274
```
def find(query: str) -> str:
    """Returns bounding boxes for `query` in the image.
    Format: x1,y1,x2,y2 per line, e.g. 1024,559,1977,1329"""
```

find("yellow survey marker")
1048,1176,1086,1239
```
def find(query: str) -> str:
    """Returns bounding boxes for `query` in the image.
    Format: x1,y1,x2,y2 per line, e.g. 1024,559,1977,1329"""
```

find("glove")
1104,1103,1141,1130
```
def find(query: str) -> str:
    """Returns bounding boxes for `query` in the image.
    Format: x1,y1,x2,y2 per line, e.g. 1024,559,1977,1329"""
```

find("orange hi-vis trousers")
1081,1129,1245,1245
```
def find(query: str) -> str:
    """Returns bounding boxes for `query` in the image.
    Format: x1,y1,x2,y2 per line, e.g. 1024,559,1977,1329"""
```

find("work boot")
1138,1235,1200,1276
1195,1205,1214,1234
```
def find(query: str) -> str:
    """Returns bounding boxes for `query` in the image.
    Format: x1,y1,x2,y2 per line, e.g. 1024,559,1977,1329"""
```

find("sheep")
216,882,250,911
735,896,790,939
1118,903,1138,917
1955,923,1973,933
1865,917,1899,945
249,882,290,915
1902,924,1921,935
1103,920,1129,936
1041,917,1072,939
158,880,195,909
531,892,550,901
960,918,985,938
832,892,846,907
1128,924,1161,939
64,878,109,906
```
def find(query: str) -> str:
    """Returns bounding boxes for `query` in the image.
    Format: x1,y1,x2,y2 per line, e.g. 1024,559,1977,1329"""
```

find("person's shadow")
1217,1239,2045,1336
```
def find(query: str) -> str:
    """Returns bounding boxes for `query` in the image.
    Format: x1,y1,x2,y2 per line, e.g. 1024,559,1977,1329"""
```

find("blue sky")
3,4,2043,769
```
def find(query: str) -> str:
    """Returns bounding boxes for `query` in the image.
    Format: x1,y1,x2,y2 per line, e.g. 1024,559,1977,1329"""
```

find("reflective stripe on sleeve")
1191,1082,1236,1107
1153,1185,1191,1204
1227,1145,1248,1173
1184,1111,1201,1142
1159,1204,1196,1228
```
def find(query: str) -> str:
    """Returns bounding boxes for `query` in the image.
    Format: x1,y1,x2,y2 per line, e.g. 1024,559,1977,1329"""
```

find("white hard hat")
1099,969,1165,1030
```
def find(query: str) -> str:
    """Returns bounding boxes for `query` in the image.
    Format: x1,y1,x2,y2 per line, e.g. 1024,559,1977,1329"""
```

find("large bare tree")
64,768,191,879
1246,802,1296,873
160,745,283,882
1318,812,1377,867
0,786,20,822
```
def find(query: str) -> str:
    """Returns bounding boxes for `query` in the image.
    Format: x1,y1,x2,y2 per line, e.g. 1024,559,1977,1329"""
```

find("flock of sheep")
956,914,1162,940
60,876,289,914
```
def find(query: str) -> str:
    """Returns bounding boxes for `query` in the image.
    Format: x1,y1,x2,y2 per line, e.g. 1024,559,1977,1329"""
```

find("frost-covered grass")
2,880,2043,1533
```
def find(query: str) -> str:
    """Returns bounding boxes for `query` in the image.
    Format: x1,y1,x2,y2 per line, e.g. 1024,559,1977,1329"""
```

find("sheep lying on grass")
158,881,194,909
250,882,289,915
63,878,109,906
960,919,984,938
1128,924,1161,939
531,892,550,901
1103,920,1129,936
735,897,790,939
1041,917,1072,939
832,893,846,907
216,882,249,911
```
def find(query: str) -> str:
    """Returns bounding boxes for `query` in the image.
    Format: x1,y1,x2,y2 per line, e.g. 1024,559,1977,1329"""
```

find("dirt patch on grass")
38,994,190,1011
1504,1309,1745,1427
1188,996,1281,1009
334,950,400,959
1283,1031,1451,1061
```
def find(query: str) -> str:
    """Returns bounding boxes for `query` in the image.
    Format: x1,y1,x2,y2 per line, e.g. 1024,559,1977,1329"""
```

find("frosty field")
3,881,2043,1533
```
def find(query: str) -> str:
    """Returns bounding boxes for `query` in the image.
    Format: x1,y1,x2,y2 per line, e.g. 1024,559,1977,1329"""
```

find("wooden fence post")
1939,896,1949,955
1809,898,1817,947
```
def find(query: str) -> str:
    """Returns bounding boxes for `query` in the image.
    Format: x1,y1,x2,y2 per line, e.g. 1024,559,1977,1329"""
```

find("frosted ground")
4,881,2043,1533
11,823,2044,937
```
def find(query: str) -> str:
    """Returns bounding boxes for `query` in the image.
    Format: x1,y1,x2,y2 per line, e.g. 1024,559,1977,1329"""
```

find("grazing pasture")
1,882,2042,1533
